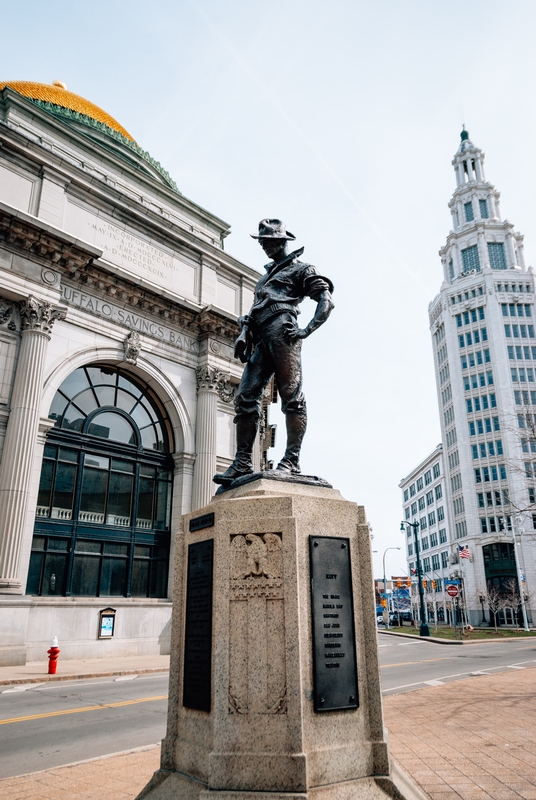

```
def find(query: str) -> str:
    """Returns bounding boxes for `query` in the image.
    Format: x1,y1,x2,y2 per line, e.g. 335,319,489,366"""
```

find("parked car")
377,614,385,625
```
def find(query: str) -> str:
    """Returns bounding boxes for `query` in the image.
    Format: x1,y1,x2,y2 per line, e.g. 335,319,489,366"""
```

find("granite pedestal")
137,478,423,800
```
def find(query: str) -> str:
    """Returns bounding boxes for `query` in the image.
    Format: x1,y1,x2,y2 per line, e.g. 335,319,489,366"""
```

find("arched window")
27,365,174,598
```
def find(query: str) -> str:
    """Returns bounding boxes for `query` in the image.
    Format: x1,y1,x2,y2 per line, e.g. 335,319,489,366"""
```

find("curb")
0,666,170,687
378,629,536,645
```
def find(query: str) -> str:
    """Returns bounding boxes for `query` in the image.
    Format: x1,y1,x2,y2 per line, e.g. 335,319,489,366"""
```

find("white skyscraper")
403,129,536,627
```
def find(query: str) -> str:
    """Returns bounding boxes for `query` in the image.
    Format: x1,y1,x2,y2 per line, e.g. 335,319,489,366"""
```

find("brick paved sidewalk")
384,668,536,800
1,668,535,799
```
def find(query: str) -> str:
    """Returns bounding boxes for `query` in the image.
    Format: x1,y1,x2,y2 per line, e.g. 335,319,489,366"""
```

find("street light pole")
382,547,401,624
513,517,530,632
400,520,430,637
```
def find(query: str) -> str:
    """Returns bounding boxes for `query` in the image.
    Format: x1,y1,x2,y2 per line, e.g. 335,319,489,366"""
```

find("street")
0,673,169,780
378,632,536,693
0,637,535,780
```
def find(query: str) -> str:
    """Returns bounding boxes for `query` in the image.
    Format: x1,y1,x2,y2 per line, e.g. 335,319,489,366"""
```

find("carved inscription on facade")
309,536,358,712
229,533,286,714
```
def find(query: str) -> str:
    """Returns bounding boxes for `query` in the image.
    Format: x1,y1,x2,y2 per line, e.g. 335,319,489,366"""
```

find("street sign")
446,584,459,598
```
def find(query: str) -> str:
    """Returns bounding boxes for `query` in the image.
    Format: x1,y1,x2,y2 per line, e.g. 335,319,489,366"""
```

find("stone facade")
0,83,262,665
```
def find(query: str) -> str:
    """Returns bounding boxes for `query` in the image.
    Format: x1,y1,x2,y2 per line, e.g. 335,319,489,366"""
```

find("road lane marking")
0,694,168,725
423,680,445,686
506,665,525,669
380,658,449,669
115,675,139,681
2,683,45,694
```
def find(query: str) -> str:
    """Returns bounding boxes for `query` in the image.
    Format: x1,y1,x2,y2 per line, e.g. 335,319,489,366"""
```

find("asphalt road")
0,636,535,780
378,632,536,694
0,672,169,780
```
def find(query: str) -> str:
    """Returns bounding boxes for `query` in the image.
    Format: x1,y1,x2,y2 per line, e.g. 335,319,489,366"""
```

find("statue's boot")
213,416,258,484
276,411,307,474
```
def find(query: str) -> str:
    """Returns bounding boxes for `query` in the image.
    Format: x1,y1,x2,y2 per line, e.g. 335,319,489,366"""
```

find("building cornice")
0,203,241,344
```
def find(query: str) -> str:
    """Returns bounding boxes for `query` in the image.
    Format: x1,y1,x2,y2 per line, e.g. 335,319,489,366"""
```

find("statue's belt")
252,303,298,327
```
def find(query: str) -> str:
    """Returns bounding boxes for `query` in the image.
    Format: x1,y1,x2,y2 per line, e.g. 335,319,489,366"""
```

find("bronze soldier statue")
214,219,334,485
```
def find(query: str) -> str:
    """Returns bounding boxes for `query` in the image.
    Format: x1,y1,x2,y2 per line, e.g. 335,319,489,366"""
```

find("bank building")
400,130,536,628
0,80,268,666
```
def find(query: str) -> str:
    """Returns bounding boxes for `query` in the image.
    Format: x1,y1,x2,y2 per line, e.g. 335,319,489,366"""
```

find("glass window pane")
131,559,149,597
62,403,86,432
131,404,152,430
115,389,137,414
32,536,46,550
26,552,43,595
149,557,168,598
103,543,128,555
59,448,78,463
84,455,109,469
111,459,134,473
134,545,151,557
44,445,57,459
58,368,90,399
137,478,154,528
87,412,136,445
41,552,68,596
49,393,69,423
140,400,158,424
100,557,127,596
76,540,102,553
157,468,172,481
140,465,156,478
79,468,108,523
51,463,77,519
72,388,98,415
106,472,133,525
154,481,170,530
37,460,54,517
71,554,100,595
48,538,69,551
94,385,116,407
141,426,157,451
118,374,142,398
86,366,117,386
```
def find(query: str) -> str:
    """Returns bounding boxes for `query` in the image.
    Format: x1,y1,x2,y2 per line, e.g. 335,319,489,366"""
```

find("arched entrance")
27,364,174,598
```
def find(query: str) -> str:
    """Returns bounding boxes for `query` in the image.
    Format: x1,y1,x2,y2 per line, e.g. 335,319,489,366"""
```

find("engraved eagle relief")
231,533,282,580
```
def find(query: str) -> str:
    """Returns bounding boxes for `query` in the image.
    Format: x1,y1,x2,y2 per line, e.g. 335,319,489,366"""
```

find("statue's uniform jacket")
235,250,333,418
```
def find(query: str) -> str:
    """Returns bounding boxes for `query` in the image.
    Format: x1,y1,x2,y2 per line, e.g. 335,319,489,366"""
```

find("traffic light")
406,578,411,587
432,580,437,590
397,580,402,587
423,579,427,589
381,599,387,608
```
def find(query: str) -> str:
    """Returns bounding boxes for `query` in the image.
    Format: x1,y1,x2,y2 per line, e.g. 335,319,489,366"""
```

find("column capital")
19,296,66,334
196,365,235,404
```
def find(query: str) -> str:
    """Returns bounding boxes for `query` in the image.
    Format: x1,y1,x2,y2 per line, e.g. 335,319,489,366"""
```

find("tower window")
464,202,474,222
488,242,507,270
479,199,489,219
461,245,480,273
448,260,454,282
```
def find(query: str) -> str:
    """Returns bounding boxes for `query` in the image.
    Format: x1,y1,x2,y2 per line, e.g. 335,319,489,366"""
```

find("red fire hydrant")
47,636,60,675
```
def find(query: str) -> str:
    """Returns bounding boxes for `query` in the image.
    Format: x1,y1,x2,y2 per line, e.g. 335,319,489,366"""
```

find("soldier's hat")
251,219,296,240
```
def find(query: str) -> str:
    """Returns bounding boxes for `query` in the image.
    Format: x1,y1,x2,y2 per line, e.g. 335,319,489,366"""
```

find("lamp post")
382,547,401,625
478,591,487,626
513,517,530,632
400,520,430,637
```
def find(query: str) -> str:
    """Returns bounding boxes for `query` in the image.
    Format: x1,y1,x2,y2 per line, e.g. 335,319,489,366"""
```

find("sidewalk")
0,654,170,686
1,666,535,799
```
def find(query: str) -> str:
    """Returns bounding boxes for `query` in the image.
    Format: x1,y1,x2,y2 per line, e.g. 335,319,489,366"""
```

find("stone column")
192,365,234,511
0,296,66,592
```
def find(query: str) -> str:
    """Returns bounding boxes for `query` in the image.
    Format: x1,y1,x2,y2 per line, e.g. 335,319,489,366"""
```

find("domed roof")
0,80,134,141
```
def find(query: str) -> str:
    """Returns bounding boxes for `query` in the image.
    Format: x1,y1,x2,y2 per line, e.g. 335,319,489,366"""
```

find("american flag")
459,544,471,560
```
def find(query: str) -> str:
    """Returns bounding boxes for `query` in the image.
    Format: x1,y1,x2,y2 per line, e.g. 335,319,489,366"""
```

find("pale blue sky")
3,1,536,576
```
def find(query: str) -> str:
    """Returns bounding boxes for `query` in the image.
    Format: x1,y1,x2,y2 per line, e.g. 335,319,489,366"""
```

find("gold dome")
0,80,134,141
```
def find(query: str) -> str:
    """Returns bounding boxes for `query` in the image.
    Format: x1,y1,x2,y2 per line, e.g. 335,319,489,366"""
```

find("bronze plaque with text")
309,536,358,712
183,539,213,711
